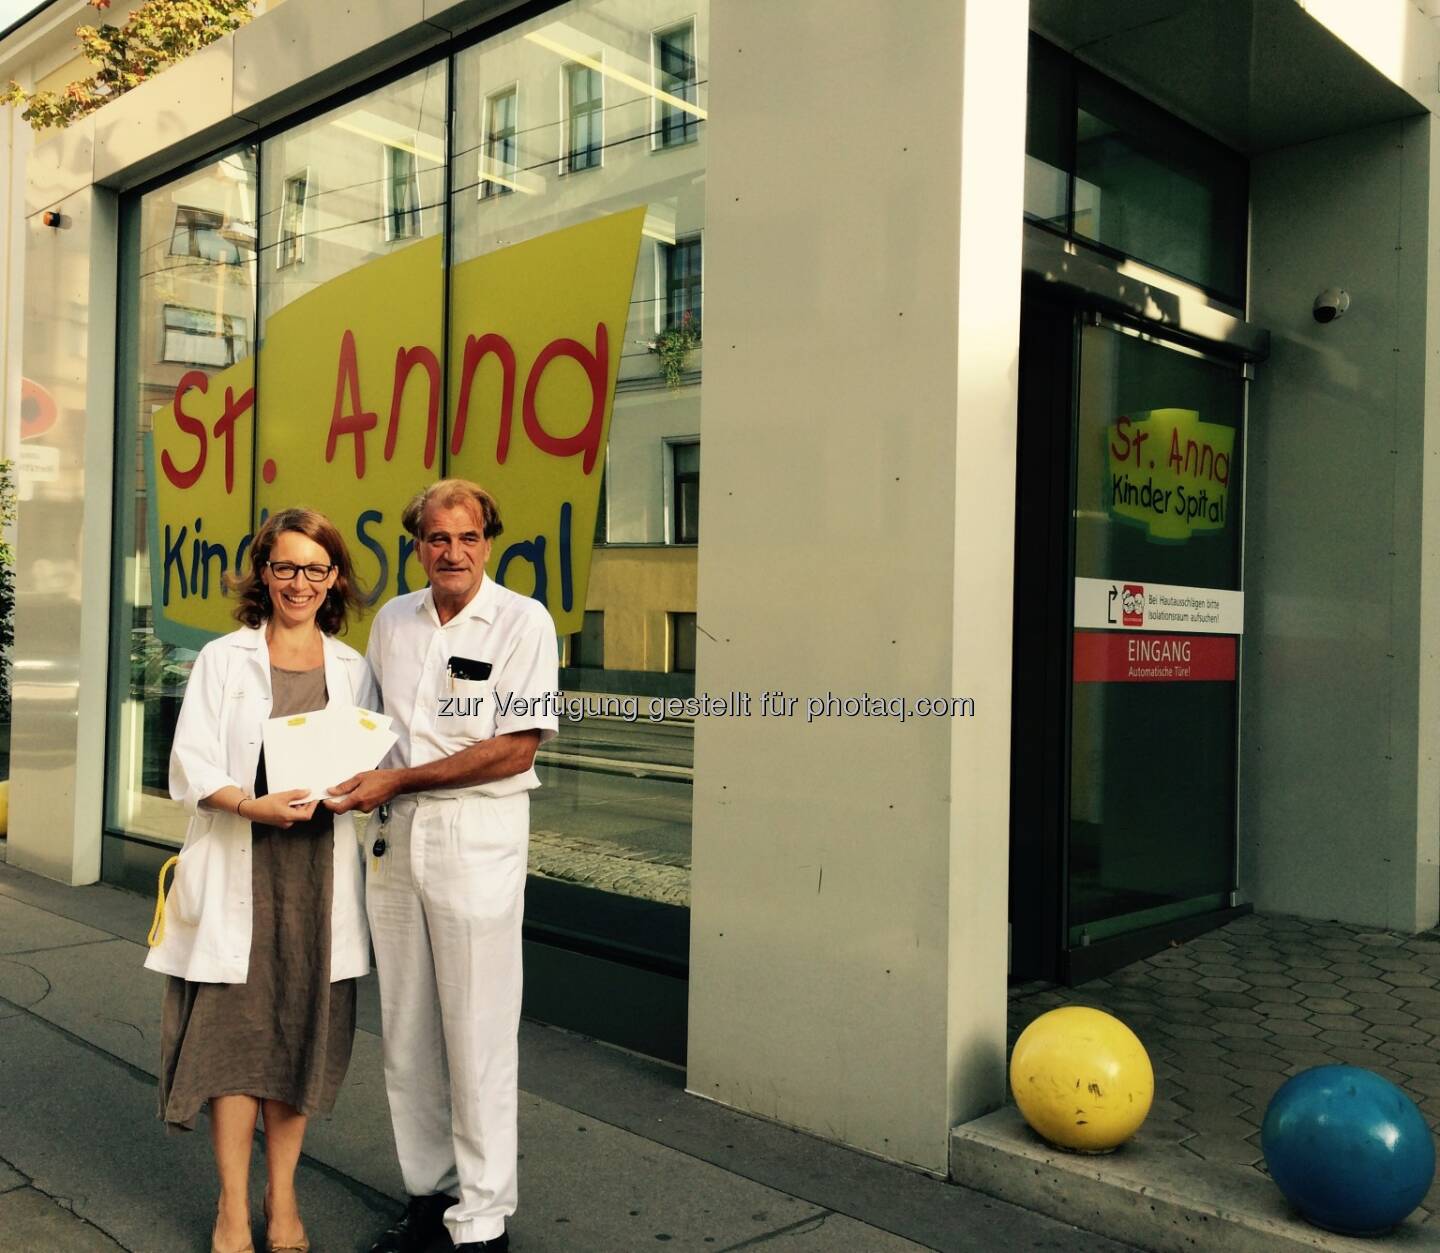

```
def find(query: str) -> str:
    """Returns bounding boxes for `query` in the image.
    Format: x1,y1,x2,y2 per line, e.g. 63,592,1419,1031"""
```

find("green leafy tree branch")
2,0,254,132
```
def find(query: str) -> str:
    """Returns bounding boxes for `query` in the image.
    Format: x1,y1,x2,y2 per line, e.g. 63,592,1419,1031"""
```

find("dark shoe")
453,1235,508,1252
367,1194,455,1253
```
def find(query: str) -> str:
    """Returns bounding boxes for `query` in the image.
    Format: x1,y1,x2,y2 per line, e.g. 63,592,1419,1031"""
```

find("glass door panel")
1069,322,1244,945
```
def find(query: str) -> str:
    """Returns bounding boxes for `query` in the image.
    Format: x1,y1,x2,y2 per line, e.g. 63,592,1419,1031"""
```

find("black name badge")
447,656,492,681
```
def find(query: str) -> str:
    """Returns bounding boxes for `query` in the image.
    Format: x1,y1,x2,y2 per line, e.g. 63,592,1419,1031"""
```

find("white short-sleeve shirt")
367,577,560,797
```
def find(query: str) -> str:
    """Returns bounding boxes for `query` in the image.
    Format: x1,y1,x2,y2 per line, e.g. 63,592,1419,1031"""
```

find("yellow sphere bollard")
1010,1005,1154,1153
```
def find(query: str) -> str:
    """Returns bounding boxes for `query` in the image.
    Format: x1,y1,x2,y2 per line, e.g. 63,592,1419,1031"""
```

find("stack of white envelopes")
261,705,399,803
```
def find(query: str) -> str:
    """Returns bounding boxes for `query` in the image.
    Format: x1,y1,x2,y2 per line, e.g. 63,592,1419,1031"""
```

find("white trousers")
366,792,528,1245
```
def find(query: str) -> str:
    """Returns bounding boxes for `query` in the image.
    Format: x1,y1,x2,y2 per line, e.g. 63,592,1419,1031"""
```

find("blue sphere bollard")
1262,1065,1436,1235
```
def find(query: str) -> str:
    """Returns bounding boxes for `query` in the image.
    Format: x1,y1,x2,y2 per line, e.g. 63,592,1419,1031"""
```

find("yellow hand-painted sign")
149,208,646,650
1106,408,1235,543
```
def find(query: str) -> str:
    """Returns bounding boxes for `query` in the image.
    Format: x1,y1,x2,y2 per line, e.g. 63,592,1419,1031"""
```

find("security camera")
1313,288,1350,324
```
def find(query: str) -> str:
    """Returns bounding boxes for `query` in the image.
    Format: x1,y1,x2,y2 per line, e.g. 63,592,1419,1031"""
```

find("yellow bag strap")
146,855,180,948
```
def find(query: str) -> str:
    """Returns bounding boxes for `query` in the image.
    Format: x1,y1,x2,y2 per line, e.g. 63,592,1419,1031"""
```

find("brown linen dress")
158,664,357,1131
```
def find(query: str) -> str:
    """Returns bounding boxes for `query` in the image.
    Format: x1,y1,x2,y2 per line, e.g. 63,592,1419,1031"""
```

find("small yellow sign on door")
1106,408,1234,543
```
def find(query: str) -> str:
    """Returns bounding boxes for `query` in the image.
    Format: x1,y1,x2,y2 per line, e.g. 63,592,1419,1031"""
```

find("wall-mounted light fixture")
40,210,68,229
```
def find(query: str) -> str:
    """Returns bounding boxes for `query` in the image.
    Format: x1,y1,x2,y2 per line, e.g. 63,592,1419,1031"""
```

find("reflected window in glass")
594,456,608,543
567,63,602,172
655,22,698,148
384,145,422,240
276,172,308,269
572,610,605,668
482,87,518,197
671,612,696,673
663,236,702,332
161,305,247,367
671,440,699,544
170,205,242,264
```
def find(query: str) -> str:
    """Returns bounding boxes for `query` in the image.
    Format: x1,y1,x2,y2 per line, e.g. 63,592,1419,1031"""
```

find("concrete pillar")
9,179,116,885
687,0,1026,1171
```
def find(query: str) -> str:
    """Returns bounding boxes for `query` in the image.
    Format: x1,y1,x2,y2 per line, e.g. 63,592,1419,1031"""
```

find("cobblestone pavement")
528,828,690,904
1009,912,1440,1227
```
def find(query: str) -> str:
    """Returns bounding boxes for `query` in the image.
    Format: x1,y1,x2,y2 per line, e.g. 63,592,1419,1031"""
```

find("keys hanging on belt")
372,803,389,858
370,803,390,874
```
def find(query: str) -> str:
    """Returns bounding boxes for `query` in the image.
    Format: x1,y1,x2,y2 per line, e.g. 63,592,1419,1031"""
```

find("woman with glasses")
145,507,373,1253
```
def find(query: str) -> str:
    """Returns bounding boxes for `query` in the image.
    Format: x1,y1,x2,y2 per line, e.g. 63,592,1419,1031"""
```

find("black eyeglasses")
265,561,334,582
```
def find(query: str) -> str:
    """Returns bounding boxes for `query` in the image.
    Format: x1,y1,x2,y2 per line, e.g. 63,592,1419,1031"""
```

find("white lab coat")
144,625,374,984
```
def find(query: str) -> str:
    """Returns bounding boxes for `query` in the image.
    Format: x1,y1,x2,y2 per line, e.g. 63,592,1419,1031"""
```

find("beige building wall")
1244,113,1440,933
585,544,695,671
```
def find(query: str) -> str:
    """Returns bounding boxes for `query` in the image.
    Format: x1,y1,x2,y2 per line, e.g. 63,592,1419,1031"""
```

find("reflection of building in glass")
445,7,708,687
137,157,258,419
104,3,709,896
118,153,260,837
240,10,707,686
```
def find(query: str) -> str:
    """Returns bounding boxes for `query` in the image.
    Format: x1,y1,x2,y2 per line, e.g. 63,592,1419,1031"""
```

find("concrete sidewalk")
0,858,1132,1253
954,913,1440,1252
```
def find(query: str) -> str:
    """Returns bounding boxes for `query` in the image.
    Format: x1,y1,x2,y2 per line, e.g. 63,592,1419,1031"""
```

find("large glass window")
450,2,706,917
1024,35,1248,304
110,150,258,843
1073,75,1247,302
110,2,708,926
